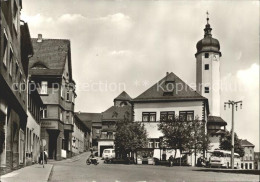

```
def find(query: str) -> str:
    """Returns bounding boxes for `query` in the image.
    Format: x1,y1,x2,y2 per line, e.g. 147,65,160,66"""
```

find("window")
205,87,209,93
66,90,70,101
9,47,13,77
40,106,47,118
60,111,63,121
205,64,209,70
179,111,194,121
160,111,175,122
66,112,69,124
72,94,75,103
61,86,64,98
15,60,19,76
142,112,156,122
205,53,209,58
155,142,160,148
148,142,154,148
13,1,19,31
19,71,22,93
163,81,174,96
3,30,8,66
40,81,48,94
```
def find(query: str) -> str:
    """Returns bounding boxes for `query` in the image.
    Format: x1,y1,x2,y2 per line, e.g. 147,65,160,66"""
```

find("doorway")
48,131,59,159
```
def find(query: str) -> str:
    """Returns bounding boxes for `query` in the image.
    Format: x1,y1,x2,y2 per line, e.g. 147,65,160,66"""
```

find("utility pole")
224,100,242,169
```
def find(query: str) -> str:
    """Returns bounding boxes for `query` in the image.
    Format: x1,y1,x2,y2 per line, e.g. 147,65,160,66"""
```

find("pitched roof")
207,116,227,126
102,105,132,121
133,72,206,102
29,38,71,76
75,112,102,123
114,91,132,101
241,139,255,147
74,116,92,131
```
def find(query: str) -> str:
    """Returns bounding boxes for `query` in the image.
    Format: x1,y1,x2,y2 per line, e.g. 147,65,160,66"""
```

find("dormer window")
163,81,174,96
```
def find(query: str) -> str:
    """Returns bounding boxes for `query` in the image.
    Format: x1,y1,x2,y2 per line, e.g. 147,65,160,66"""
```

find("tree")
219,130,245,157
187,118,210,159
114,115,148,158
158,116,209,165
158,116,191,160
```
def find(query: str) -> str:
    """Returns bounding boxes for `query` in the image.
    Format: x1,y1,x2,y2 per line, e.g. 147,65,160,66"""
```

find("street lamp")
224,100,242,169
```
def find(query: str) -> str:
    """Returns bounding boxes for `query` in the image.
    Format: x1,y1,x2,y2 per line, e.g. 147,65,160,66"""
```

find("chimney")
166,72,169,76
37,34,43,43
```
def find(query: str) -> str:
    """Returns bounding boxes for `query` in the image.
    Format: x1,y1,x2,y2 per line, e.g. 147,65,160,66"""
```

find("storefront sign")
41,121,58,129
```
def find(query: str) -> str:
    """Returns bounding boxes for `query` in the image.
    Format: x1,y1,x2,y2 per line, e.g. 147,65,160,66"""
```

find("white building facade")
132,72,209,166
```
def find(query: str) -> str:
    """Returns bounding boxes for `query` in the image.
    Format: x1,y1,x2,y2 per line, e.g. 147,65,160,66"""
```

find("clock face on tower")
213,55,218,61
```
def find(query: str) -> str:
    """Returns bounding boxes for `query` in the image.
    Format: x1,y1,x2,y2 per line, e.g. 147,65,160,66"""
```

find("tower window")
205,53,209,58
205,87,209,93
205,64,209,70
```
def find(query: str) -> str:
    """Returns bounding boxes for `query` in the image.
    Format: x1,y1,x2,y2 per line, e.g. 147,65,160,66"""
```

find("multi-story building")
80,113,102,150
132,72,208,165
29,34,76,160
73,113,92,155
98,91,132,156
0,0,33,173
131,16,226,166
25,81,43,165
240,139,255,170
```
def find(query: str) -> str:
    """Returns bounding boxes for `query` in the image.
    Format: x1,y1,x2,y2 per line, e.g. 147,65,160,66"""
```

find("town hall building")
131,16,227,166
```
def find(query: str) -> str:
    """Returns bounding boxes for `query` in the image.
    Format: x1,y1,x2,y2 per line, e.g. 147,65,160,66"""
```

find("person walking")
168,155,174,167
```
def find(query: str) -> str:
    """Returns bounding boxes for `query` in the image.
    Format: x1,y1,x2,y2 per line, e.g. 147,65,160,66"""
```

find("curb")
47,165,54,182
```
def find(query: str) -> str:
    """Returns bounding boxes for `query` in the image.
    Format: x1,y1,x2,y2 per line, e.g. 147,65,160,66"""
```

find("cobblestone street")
49,152,259,182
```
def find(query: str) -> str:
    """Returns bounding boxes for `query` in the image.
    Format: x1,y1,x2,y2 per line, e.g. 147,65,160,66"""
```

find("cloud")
237,63,259,89
58,14,86,23
21,13,54,26
98,13,132,29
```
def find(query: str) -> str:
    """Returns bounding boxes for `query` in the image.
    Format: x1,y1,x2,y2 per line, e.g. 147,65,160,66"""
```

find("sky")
21,0,259,151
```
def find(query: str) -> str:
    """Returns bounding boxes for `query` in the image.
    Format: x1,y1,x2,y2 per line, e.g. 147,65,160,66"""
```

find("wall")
134,101,204,138
196,52,221,116
26,111,40,164
72,119,84,155
134,101,204,121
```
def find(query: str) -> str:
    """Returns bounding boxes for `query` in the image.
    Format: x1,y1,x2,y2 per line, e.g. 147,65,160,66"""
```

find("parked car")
102,149,115,159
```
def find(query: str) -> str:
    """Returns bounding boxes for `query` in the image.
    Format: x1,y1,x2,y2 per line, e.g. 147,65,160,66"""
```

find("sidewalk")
0,164,53,182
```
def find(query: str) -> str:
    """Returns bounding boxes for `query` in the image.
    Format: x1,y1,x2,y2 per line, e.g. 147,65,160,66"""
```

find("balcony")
64,123,74,132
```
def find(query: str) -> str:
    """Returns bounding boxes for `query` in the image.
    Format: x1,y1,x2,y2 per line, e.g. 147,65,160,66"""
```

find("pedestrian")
43,149,48,164
168,155,174,167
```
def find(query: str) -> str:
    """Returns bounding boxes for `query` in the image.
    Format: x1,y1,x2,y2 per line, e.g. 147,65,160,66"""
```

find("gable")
133,72,206,102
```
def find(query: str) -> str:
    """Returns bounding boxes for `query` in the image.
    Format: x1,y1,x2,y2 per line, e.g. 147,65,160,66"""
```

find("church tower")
195,13,226,150
195,13,221,116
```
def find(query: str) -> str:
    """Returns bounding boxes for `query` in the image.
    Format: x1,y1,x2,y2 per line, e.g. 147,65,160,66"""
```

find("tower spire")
204,11,212,37
206,11,209,24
